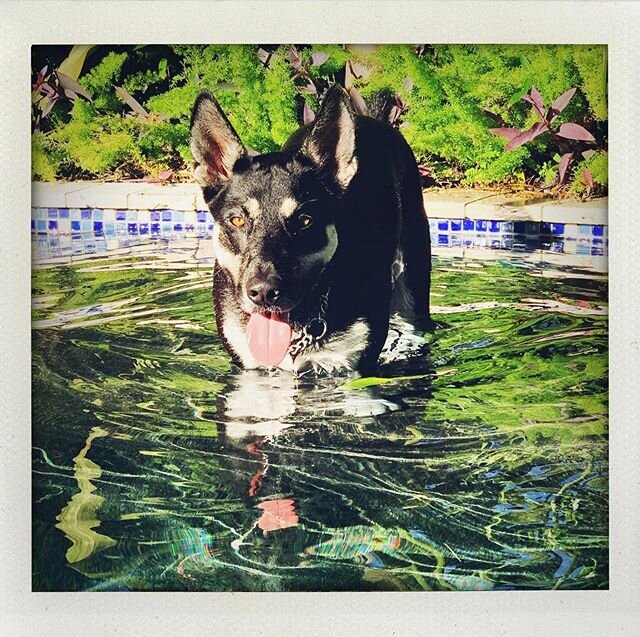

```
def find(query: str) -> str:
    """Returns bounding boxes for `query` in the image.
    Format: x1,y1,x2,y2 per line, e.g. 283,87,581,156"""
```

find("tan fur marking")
245,197,261,218
279,197,299,218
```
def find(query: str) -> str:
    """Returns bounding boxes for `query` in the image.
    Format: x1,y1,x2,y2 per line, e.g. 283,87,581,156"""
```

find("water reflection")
31,251,608,591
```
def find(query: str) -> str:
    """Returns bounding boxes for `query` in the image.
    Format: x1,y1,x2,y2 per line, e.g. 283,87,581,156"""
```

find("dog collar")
288,288,330,360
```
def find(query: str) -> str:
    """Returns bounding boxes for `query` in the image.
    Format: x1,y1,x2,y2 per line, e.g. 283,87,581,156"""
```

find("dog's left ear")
189,91,247,196
301,85,358,191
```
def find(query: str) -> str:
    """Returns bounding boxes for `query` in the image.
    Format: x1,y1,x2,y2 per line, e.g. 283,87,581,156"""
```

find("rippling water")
31,243,608,591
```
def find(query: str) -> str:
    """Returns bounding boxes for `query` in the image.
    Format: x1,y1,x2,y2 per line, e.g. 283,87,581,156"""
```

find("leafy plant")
490,86,603,192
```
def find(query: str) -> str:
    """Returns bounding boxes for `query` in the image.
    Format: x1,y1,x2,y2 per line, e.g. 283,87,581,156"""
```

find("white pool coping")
31,182,608,226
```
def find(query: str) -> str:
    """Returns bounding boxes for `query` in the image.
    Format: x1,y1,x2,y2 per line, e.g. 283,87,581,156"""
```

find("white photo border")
2,1,638,634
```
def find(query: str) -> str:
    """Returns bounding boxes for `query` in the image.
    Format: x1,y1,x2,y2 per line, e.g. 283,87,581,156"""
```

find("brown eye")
229,215,245,228
299,214,313,228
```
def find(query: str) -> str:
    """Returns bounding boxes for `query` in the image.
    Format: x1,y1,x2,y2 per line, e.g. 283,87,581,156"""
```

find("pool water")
31,243,608,591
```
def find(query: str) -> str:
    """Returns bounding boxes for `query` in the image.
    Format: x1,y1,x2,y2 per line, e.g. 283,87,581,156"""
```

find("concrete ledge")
32,182,607,225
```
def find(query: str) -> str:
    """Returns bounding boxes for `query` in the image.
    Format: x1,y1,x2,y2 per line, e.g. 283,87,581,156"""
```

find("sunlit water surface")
32,243,608,591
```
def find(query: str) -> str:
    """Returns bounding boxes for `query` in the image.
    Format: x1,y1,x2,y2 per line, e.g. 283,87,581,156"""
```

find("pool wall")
31,182,608,266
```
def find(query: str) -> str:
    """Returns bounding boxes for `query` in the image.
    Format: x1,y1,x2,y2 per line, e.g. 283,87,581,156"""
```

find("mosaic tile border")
31,206,609,260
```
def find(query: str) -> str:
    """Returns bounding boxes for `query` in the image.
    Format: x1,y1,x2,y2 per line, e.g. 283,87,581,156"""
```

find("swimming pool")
31,238,608,591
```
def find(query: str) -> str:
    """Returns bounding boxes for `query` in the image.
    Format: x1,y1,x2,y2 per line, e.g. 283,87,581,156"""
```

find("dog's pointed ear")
190,91,246,195
301,85,358,190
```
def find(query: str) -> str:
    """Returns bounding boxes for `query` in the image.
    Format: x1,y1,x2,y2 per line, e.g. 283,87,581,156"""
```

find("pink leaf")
522,86,545,118
303,101,315,125
347,86,368,115
56,71,92,102
582,149,596,160
556,123,596,142
583,167,594,188
558,152,573,184
257,499,299,533
157,169,173,182
298,81,317,95
489,127,521,142
549,87,576,122
505,121,548,150
311,51,329,66
287,45,303,69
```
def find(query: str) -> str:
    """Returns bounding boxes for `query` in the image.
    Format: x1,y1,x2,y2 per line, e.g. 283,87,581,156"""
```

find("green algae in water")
31,253,608,591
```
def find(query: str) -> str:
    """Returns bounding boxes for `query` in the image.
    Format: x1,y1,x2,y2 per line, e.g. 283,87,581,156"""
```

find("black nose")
246,276,282,307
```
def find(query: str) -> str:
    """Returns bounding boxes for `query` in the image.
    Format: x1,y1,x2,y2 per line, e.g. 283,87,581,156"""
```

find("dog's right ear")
189,91,246,197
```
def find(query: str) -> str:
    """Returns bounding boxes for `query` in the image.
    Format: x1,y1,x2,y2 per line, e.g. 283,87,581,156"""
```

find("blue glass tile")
81,208,91,219
128,223,138,234
207,224,214,231
463,218,474,231
578,224,590,235
71,233,82,241
105,222,116,236
437,220,449,231
592,225,604,236
31,219,35,230
185,224,195,232
48,220,58,231
490,239,501,248
93,221,103,235
489,221,500,233
525,222,539,235
501,237,514,250
150,211,160,222
48,208,58,218
551,241,564,253
450,234,462,247
71,220,81,231
577,243,590,254
162,210,172,221
162,223,172,233
541,222,551,234
197,211,208,223
173,211,184,222
116,222,127,234
173,223,183,232
591,245,604,256
116,210,126,221
151,223,161,235
475,220,487,232
513,222,526,234
463,238,473,247
70,208,81,219
81,219,92,231
127,211,138,221
592,238,603,246
36,208,46,219
93,209,103,220
36,220,46,230
437,234,449,245
139,223,149,235
551,223,564,235
59,209,69,218
501,221,514,233
450,219,462,231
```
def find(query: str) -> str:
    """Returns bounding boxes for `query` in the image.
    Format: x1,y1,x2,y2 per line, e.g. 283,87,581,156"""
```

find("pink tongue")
246,312,292,367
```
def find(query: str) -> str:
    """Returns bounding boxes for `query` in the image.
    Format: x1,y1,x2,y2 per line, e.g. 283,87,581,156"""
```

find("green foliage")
571,151,608,194
31,44,607,194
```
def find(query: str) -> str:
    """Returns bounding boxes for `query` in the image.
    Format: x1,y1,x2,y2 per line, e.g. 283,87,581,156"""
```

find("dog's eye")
299,214,313,229
229,215,245,228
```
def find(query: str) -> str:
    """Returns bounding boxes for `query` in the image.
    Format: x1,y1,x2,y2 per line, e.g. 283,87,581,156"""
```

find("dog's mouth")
246,310,292,368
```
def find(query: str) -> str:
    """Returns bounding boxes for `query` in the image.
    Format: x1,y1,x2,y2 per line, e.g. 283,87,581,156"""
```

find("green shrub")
31,43,607,194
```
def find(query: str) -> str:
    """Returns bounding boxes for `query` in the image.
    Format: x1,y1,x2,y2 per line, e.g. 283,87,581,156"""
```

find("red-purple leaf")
303,101,315,125
549,87,576,122
556,123,596,142
558,152,573,184
489,127,521,142
583,167,594,188
39,82,57,99
157,169,173,182
505,121,548,150
347,86,368,115
56,71,92,102
41,99,56,118
311,51,329,66
287,46,303,70
63,89,78,101
298,81,317,95
522,86,545,119
115,85,148,117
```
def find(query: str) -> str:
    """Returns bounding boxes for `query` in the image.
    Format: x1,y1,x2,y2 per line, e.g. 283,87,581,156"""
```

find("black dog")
189,85,431,374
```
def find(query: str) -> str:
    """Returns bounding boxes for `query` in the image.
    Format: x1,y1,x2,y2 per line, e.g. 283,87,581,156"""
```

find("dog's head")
189,86,358,317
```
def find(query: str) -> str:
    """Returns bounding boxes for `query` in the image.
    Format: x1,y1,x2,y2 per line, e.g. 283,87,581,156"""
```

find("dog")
189,84,431,375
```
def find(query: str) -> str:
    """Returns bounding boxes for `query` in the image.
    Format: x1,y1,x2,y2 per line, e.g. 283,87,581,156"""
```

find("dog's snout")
246,275,282,307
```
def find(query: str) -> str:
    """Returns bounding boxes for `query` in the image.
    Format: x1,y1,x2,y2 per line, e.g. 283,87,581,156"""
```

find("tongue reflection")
246,311,292,367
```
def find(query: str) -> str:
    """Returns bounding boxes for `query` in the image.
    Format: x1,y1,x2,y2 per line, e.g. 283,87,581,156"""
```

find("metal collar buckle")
288,289,330,360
